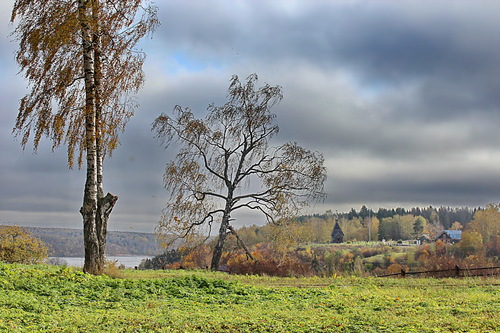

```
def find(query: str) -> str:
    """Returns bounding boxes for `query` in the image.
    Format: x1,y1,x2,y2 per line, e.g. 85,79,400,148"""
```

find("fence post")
455,265,460,277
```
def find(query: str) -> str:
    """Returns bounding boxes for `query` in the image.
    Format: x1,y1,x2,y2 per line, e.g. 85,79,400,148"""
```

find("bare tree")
11,0,158,274
153,74,327,270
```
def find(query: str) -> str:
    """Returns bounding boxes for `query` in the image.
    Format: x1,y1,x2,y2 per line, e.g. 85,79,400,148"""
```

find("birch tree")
11,0,158,274
153,74,327,270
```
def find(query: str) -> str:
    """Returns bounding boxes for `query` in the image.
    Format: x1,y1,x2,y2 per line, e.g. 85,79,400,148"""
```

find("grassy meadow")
0,263,499,332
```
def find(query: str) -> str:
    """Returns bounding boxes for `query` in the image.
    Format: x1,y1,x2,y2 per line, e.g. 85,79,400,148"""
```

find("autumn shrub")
360,246,385,258
460,255,491,270
224,244,315,277
0,225,48,264
352,256,367,276
179,244,212,269
415,244,456,272
414,244,432,262
411,240,494,276
104,260,124,278
164,261,182,269
386,263,405,274
486,235,500,257
372,266,386,276
382,252,395,267
157,244,213,270
451,231,486,258
323,250,356,275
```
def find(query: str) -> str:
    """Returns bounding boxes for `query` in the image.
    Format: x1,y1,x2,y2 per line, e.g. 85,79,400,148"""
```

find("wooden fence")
377,265,500,278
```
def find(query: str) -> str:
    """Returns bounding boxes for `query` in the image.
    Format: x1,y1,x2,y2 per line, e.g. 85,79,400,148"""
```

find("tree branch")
227,225,256,261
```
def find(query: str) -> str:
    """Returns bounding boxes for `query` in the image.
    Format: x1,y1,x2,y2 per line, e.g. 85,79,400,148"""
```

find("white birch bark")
78,0,101,275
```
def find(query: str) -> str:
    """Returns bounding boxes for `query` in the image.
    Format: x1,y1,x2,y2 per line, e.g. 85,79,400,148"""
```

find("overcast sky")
2,0,500,233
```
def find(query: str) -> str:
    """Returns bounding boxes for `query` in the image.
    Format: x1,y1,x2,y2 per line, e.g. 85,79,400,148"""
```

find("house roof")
331,221,344,237
436,230,462,240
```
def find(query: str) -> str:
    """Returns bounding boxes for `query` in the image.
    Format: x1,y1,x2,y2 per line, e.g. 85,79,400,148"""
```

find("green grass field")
0,263,499,332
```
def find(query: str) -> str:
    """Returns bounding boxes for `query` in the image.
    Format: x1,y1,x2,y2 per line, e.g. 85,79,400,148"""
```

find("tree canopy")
153,74,327,270
11,0,158,166
11,0,158,274
0,225,48,264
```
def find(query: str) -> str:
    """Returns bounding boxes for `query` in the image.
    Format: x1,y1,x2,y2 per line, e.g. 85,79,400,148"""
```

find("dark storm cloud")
156,0,500,121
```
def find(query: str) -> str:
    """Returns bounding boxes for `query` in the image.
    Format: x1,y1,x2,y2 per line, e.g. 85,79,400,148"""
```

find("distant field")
0,263,499,332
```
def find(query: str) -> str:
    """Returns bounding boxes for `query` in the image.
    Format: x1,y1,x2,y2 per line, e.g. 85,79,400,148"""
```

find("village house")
434,230,462,244
417,234,431,245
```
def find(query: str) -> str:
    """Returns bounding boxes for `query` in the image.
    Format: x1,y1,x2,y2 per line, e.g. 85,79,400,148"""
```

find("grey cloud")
3,0,500,231
325,149,500,208
328,172,500,209
156,1,500,74
156,0,500,122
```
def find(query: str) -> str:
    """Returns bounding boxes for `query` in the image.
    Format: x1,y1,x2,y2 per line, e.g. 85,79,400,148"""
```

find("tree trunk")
79,0,101,275
211,211,230,271
96,192,118,266
92,1,117,272
78,0,118,275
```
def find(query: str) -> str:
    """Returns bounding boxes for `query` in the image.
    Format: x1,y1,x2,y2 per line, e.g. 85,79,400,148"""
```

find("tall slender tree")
11,0,158,274
153,74,327,270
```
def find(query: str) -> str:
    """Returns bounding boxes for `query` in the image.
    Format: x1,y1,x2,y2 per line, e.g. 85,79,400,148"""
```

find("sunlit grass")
121,268,342,287
1,263,499,332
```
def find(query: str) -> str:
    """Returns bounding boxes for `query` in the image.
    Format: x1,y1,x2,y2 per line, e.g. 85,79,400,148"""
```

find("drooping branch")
11,0,158,275
11,0,159,167
227,225,256,261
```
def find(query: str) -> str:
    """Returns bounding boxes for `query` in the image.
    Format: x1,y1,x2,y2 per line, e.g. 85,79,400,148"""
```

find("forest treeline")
141,204,499,277
6,204,495,274
238,205,477,246
26,227,161,257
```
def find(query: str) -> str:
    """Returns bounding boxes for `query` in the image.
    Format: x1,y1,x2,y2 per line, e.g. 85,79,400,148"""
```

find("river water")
50,256,152,268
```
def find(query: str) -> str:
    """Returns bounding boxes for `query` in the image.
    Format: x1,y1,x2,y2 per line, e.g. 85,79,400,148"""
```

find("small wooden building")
417,234,431,245
331,220,345,243
435,230,462,244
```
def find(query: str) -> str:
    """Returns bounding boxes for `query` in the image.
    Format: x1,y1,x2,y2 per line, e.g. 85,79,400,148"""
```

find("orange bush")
386,263,405,274
178,244,212,269
224,245,315,277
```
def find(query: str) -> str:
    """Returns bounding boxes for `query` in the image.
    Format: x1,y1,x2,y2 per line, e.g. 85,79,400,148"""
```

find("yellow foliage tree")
456,231,485,257
11,0,158,274
469,204,500,249
0,226,48,264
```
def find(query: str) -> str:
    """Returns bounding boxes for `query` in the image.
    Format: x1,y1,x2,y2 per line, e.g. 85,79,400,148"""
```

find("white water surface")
50,256,152,268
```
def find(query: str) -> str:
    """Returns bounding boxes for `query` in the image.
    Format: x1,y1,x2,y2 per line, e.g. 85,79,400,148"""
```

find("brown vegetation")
149,204,500,277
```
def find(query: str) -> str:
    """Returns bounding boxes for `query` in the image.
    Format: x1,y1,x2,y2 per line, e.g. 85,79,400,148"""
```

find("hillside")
26,227,162,257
